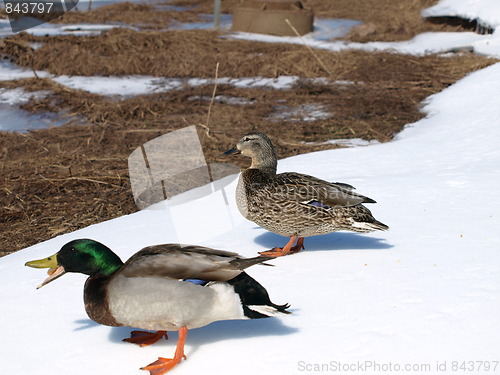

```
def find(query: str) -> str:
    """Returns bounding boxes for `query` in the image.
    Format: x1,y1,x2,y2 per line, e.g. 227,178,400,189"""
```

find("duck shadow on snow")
75,317,298,356
253,229,393,252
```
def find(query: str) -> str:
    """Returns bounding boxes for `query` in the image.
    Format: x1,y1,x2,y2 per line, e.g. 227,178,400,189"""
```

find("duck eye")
243,137,250,142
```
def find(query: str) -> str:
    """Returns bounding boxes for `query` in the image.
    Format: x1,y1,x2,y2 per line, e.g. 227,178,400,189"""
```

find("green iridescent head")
25,239,124,289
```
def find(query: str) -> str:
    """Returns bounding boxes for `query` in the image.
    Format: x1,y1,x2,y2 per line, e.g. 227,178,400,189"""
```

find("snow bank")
423,0,500,29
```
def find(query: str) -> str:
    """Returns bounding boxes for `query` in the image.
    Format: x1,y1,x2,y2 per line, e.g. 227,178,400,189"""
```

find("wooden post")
214,0,221,29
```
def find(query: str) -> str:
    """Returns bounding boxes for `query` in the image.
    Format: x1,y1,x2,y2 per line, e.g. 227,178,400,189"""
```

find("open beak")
25,253,66,289
224,147,241,156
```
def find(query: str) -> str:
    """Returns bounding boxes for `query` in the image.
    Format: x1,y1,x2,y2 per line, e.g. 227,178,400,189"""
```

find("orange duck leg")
141,326,188,375
259,236,305,257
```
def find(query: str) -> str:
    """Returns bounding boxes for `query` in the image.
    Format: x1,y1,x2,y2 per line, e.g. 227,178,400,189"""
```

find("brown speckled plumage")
229,132,388,252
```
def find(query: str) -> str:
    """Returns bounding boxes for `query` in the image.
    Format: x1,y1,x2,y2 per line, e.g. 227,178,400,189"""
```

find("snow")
0,60,50,81
171,13,232,31
269,103,331,122
232,28,500,58
0,87,49,106
423,0,500,29
1,1,500,374
11,74,327,97
188,94,254,106
312,18,363,41
303,138,380,148
53,75,179,97
26,23,122,37
50,75,307,96
0,86,74,131
0,18,123,37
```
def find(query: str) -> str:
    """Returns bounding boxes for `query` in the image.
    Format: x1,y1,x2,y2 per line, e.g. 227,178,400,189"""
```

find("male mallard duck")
25,239,289,374
225,132,388,257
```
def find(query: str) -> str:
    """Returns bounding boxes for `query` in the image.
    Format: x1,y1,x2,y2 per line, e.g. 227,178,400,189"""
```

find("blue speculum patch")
184,279,209,286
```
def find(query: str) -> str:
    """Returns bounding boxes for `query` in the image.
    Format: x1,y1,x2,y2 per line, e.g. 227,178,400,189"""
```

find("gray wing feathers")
121,244,270,282
274,172,376,207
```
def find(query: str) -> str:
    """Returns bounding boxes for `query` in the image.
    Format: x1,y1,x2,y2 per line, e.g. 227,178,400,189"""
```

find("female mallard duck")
25,239,289,375
225,132,388,257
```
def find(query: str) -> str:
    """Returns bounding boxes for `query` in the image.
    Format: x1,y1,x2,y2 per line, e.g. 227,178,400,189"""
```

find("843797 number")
5,2,54,14
451,361,499,372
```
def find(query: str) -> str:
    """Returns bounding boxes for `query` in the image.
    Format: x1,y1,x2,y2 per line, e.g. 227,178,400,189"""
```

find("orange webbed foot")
259,247,287,257
141,356,186,375
123,330,168,347
259,236,305,257
141,326,188,375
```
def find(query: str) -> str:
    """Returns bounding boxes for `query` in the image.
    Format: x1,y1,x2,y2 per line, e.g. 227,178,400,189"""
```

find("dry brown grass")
4,28,341,78
4,27,490,80
53,2,202,28
309,0,464,42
